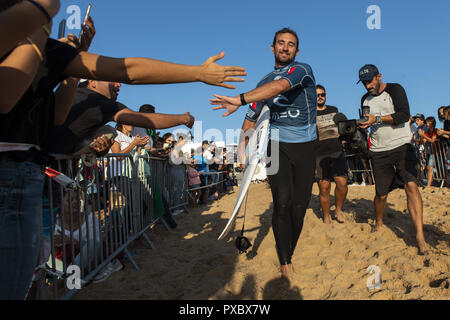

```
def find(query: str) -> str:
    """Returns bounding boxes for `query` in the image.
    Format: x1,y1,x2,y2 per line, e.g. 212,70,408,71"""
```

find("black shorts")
315,151,348,181
369,144,418,197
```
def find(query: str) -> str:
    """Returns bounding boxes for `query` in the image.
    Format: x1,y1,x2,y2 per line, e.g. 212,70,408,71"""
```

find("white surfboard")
218,105,270,241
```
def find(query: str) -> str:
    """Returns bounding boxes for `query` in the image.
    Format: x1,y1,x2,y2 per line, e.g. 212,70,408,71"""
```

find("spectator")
0,7,95,299
0,0,60,57
205,142,221,200
193,144,210,204
438,106,446,124
0,0,245,298
419,117,438,189
170,134,188,165
188,159,202,207
110,124,149,156
46,80,194,155
437,106,450,140
132,104,158,154
412,114,426,145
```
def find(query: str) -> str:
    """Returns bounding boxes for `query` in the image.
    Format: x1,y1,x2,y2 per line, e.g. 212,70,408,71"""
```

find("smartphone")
58,19,66,39
78,4,92,39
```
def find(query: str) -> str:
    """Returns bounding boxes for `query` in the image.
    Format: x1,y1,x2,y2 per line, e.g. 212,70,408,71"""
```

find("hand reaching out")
199,52,247,89
90,135,114,154
210,94,241,117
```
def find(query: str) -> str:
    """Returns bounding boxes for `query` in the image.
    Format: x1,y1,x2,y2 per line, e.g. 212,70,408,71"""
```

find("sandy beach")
77,183,449,300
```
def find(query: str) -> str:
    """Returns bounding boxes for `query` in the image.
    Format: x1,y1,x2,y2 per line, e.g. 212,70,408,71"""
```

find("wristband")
27,0,51,23
42,25,51,37
240,93,247,106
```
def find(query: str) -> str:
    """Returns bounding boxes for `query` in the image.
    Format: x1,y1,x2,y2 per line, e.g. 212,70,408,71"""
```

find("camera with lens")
335,106,370,155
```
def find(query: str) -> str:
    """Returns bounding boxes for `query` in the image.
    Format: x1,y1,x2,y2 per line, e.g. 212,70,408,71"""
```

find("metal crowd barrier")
429,139,449,188
345,154,375,185
34,153,189,300
188,171,226,193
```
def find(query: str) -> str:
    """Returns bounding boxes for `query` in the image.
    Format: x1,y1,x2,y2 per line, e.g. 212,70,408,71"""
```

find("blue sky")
53,0,450,142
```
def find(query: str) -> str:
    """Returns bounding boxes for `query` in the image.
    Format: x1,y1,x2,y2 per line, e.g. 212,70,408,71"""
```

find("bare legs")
426,165,434,189
373,182,430,254
318,176,348,224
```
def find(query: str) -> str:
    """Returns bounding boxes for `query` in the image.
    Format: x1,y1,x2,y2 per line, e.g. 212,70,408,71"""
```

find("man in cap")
357,64,430,255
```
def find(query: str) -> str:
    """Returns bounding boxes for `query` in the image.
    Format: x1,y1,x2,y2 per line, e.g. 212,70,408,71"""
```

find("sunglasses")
317,93,326,98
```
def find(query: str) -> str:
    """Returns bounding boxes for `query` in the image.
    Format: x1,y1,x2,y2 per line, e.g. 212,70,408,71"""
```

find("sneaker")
92,259,123,284
360,182,367,187
349,183,360,187
107,259,124,273
92,267,112,284
172,209,184,217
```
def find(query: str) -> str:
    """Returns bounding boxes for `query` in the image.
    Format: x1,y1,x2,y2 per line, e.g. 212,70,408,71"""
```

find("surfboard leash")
235,191,252,254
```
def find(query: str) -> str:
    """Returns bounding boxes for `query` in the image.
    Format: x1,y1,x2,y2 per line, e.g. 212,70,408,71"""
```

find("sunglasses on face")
317,93,326,98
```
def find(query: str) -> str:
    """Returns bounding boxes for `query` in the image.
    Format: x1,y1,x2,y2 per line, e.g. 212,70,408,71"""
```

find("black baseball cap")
357,64,380,84
412,113,425,120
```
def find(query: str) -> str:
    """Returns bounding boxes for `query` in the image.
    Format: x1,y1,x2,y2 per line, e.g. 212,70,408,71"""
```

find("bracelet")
42,25,51,37
240,93,247,106
27,0,51,23
26,37,44,62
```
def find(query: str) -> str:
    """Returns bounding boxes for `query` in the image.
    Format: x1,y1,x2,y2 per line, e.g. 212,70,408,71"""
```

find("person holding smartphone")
0,0,245,299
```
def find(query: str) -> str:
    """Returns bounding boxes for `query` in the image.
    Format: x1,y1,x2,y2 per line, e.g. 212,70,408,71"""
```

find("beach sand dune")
77,183,449,300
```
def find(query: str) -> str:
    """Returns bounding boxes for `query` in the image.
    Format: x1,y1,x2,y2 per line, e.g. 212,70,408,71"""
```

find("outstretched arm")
0,0,60,57
63,51,246,89
210,79,290,117
114,108,195,130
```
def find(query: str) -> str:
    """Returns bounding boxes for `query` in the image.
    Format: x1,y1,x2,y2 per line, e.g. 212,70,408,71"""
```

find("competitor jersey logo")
251,103,257,110
288,67,297,75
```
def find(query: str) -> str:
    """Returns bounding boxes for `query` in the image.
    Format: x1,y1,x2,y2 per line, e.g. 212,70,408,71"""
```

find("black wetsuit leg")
268,140,316,266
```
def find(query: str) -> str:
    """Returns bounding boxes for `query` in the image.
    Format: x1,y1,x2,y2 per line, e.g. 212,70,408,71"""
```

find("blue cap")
357,64,379,84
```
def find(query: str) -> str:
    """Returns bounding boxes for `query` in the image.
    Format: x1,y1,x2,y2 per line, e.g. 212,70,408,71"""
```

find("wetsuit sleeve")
385,83,411,125
245,101,265,123
281,65,313,89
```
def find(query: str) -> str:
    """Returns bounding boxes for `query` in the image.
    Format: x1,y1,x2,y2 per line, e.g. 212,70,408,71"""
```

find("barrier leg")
124,248,141,272
141,233,155,250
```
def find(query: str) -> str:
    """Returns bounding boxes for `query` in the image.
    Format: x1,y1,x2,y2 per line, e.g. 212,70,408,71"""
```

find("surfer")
210,28,317,280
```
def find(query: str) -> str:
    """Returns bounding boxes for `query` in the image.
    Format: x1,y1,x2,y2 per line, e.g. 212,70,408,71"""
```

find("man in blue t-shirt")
211,28,317,281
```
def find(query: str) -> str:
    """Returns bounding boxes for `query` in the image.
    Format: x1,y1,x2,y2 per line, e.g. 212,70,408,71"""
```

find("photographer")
357,64,429,255
315,85,348,224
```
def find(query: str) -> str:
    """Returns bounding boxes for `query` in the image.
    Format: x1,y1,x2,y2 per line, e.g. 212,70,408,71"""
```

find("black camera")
335,108,370,155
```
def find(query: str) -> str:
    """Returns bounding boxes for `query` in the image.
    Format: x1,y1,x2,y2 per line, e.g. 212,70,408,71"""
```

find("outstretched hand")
210,94,241,117
200,52,247,89
184,112,195,129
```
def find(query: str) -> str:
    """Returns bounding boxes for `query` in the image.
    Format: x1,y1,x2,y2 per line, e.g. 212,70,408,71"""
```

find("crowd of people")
1,0,449,300
410,107,450,188
0,0,246,300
